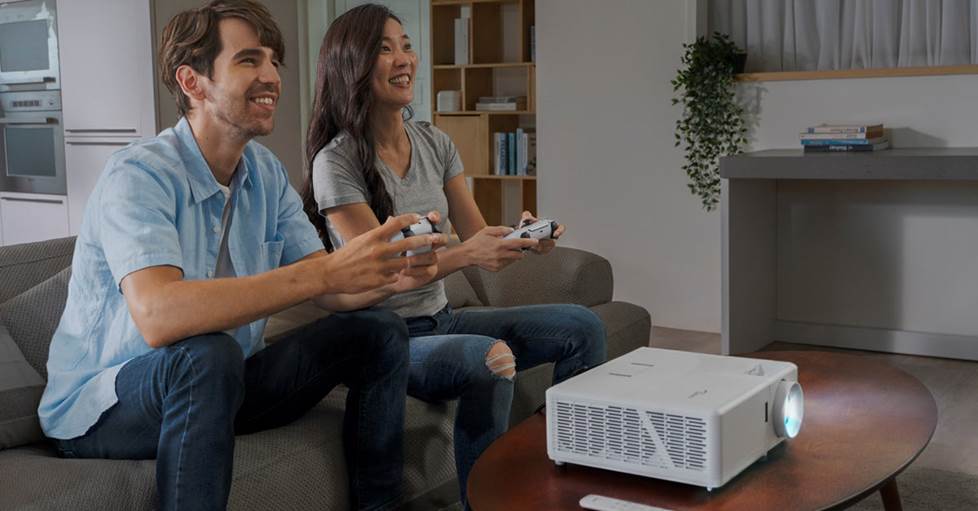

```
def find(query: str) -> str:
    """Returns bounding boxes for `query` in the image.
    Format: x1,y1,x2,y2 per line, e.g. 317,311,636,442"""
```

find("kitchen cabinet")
65,139,131,235
0,192,69,246
57,0,156,235
57,0,156,136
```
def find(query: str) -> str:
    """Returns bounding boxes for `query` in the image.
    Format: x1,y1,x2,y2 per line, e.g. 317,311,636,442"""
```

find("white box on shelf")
454,17,469,65
436,90,461,112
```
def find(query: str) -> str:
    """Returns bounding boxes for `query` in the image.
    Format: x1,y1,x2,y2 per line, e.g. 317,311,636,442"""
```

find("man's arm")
306,253,443,312
122,214,437,348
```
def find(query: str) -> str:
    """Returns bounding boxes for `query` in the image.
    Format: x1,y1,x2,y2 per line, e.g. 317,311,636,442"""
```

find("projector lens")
773,380,804,439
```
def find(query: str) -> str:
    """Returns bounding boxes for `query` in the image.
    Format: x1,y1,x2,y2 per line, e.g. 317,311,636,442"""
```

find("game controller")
503,218,559,240
390,217,440,256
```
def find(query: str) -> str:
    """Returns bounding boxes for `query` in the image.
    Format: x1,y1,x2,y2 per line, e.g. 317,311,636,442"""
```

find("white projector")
546,348,803,491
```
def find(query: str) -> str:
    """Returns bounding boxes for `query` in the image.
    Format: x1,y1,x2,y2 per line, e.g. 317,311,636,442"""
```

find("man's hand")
517,210,564,255
462,225,538,272
323,213,442,294
389,211,448,292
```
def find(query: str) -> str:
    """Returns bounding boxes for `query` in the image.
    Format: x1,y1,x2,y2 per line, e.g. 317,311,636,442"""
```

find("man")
37,2,443,510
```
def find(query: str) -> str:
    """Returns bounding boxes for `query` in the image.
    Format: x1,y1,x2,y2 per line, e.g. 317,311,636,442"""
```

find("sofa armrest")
460,246,613,308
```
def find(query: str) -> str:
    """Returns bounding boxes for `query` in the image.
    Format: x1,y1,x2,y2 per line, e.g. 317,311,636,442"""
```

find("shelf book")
804,123,884,137
493,128,532,175
800,124,889,153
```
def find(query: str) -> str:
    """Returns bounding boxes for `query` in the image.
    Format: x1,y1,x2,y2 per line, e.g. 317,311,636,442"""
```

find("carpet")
849,466,978,510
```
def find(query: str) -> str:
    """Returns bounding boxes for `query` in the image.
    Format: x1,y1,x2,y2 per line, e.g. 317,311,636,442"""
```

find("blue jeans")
404,303,607,506
53,309,410,511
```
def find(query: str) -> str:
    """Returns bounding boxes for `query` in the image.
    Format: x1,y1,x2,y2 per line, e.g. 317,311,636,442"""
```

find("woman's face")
371,18,417,110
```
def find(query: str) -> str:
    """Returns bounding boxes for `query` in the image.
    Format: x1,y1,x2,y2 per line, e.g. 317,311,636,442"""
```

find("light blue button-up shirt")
38,118,324,440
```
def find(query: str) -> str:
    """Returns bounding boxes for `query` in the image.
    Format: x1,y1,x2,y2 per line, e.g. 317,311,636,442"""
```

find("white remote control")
579,494,673,511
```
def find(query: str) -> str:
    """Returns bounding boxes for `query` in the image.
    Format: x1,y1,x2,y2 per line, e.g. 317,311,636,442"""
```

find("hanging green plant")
671,32,748,211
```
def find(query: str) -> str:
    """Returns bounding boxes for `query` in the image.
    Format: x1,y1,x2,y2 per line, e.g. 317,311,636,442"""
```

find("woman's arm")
443,174,487,240
445,173,565,256
442,175,540,271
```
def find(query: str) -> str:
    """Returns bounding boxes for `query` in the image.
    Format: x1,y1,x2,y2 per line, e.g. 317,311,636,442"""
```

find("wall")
536,0,721,332
537,0,978,336
153,0,306,187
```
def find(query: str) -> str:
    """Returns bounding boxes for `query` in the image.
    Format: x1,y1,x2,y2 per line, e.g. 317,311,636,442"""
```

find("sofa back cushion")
0,267,71,379
0,238,75,449
443,271,482,309
0,237,75,303
0,319,46,450
461,247,613,308
0,267,71,449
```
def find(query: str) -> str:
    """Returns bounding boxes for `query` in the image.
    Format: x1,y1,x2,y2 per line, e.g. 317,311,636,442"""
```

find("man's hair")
159,0,285,116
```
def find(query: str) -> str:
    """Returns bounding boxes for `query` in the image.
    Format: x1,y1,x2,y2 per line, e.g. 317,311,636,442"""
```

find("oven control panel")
0,91,61,112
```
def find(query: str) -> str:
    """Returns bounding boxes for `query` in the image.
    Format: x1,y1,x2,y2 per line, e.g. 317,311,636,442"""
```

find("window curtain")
708,0,978,72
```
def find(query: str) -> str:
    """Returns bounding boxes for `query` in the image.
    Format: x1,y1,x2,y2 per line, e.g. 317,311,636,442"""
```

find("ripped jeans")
404,303,607,507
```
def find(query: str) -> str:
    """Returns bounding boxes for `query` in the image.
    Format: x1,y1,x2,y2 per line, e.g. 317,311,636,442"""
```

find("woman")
301,4,606,506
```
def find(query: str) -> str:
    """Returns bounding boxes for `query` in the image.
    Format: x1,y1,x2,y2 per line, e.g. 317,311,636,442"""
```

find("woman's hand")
388,262,438,293
517,211,564,255
462,225,539,272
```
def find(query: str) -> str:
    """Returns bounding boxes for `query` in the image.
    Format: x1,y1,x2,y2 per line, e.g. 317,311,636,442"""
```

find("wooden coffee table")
468,350,937,511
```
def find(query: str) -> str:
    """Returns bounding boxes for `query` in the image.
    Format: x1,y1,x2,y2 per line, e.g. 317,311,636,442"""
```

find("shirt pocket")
259,239,285,273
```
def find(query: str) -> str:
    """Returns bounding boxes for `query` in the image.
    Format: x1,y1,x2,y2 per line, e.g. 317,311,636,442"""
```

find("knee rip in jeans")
486,341,516,381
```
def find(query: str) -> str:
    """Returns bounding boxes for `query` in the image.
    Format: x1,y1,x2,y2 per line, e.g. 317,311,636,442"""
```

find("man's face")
197,18,281,139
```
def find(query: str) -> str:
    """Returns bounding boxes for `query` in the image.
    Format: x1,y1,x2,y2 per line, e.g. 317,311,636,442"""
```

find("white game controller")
390,217,439,256
503,218,559,241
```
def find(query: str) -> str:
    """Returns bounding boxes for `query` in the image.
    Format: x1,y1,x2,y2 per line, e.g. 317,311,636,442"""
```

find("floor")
651,326,978,477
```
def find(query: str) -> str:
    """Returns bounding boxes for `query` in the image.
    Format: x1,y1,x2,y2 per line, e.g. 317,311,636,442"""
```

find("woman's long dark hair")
301,4,412,251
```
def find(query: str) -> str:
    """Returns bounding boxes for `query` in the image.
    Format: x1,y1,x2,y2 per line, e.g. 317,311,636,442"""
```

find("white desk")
721,148,978,360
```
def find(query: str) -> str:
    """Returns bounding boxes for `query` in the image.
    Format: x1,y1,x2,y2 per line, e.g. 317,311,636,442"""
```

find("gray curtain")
708,0,978,71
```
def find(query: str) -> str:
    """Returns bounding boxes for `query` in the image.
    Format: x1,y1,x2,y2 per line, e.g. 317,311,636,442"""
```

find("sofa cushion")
443,271,482,308
0,318,46,450
0,267,71,379
0,389,459,511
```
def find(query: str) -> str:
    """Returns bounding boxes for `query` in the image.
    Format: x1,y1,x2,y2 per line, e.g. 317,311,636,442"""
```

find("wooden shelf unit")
430,0,536,227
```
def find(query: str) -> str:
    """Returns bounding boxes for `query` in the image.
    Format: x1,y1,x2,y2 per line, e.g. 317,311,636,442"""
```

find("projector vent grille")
554,400,707,472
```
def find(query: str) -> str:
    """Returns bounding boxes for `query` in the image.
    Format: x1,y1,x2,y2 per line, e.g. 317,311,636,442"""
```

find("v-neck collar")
377,124,415,184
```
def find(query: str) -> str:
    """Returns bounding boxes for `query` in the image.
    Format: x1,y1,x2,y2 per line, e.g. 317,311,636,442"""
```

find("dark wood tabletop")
467,350,938,511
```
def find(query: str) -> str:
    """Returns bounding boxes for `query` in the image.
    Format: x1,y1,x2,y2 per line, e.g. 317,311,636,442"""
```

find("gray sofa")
0,236,651,510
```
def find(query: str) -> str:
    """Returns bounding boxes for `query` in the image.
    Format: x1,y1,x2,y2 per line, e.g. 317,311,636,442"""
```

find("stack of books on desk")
800,123,889,153
476,96,527,111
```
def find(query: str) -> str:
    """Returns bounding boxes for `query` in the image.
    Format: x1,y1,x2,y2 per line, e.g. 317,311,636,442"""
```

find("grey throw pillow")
0,267,70,449
0,318,46,450
0,267,70,379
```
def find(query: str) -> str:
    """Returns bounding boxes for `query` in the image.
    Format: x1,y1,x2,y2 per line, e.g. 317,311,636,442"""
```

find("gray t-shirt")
312,121,464,318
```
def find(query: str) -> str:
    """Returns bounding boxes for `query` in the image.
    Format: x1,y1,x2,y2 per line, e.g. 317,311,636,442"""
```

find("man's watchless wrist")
306,254,336,297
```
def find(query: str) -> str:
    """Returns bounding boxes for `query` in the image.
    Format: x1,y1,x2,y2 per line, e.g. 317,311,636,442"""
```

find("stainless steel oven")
0,90,64,195
0,0,59,91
